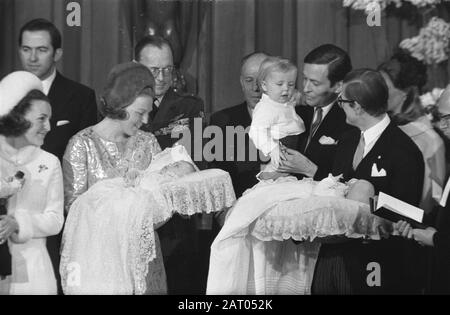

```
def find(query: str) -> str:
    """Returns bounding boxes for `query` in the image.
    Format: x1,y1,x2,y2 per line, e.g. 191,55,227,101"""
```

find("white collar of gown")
0,136,39,167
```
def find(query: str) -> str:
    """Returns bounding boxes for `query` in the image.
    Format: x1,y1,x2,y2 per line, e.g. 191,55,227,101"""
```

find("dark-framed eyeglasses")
337,95,356,107
149,66,174,77
436,112,450,130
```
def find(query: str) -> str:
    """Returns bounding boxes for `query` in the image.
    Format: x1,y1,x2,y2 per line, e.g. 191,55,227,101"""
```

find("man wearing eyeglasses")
135,35,205,295
434,87,450,175
135,35,204,153
319,69,424,295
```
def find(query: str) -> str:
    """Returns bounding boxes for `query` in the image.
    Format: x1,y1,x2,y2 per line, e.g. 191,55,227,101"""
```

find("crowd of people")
1,17,450,295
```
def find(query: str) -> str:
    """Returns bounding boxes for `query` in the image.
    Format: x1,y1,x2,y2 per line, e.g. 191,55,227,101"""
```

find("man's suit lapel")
336,129,360,177
152,88,177,125
304,102,341,154
314,102,341,140
238,102,252,128
47,72,71,121
355,123,394,172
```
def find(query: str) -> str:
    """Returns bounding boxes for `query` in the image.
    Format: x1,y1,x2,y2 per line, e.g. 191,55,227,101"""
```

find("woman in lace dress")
61,62,166,294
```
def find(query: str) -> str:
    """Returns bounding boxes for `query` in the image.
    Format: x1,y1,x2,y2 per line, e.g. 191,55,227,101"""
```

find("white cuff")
10,210,33,243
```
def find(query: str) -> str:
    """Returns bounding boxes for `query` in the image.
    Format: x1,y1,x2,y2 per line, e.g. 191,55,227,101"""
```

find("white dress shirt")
361,114,391,158
41,69,56,96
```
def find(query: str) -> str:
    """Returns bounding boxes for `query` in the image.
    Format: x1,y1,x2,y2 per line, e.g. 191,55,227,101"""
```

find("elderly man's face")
435,87,450,139
138,44,174,98
302,63,338,107
19,30,61,80
240,55,267,109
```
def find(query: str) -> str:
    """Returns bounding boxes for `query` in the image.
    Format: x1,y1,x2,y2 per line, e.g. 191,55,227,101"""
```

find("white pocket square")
371,163,386,177
56,120,70,127
318,135,337,145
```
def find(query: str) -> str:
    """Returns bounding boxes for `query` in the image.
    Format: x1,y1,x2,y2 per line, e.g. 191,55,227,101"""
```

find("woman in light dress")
0,71,64,294
61,62,166,294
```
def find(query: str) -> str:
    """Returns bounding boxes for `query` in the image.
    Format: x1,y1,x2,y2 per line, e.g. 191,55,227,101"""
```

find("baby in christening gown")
207,175,377,295
311,174,375,204
61,147,198,295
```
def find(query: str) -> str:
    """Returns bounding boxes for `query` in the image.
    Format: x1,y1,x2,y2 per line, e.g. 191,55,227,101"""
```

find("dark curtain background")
0,0,446,116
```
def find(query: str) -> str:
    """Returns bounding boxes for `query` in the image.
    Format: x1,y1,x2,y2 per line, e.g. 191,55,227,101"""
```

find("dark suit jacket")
141,88,204,153
42,72,98,161
209,102,265,198
428,184,450,294
326,122,425,294
332,122,424,205
296,103,356,180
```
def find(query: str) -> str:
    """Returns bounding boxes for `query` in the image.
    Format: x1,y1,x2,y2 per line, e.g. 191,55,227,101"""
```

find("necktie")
352,132,365,170
305,107,323,150
150,99,159,120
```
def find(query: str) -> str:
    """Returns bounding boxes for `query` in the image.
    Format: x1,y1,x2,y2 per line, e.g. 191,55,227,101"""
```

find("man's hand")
277,147,318,178
392,220,413,239
412,227,437,247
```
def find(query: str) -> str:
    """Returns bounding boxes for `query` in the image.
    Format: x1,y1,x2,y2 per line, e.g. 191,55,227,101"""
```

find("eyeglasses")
149,66,174,77
337,95,356,107
437,113,450,130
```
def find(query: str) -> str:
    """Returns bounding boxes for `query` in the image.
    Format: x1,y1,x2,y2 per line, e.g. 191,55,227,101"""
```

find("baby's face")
346,180,375,204
159,161,196,177
262,69,297,103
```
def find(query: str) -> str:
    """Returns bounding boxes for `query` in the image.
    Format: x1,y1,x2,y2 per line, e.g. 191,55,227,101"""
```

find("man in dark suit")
18,19,97,161
394,182,450,294
311,69,424,294
209,52,268,197
135,35,205,294
136,35,204,154
278,44,355,179
18,18,97,294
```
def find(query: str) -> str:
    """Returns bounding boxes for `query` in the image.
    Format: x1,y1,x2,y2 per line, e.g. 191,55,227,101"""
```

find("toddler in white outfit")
249,57,305,180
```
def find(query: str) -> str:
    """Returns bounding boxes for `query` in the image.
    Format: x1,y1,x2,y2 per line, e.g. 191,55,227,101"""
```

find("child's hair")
257,56,298,89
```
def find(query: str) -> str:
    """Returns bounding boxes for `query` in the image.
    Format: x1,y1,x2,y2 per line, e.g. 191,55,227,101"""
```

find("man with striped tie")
278,44,355,180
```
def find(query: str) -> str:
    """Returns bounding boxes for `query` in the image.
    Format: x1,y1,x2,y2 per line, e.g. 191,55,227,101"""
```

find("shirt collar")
260,93,293,106
316,101,334,117
313,100,335,120
41,69,57,96
155,93,166,108
362,114,390,145
0,135,39,166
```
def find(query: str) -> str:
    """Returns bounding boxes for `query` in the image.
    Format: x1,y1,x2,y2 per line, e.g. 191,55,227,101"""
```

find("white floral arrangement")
342,0,401,14
404,0,443,7
420,87,444,107
343,0,447,14
0,171,25,199
420,87,444,120
399,17,450,64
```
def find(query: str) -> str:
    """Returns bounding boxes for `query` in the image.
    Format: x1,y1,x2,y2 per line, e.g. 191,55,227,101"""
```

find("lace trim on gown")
251,196,393,242
60,180,159,295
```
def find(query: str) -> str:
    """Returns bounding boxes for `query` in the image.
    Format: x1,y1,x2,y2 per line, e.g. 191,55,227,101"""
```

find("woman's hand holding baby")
124,168,141,187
